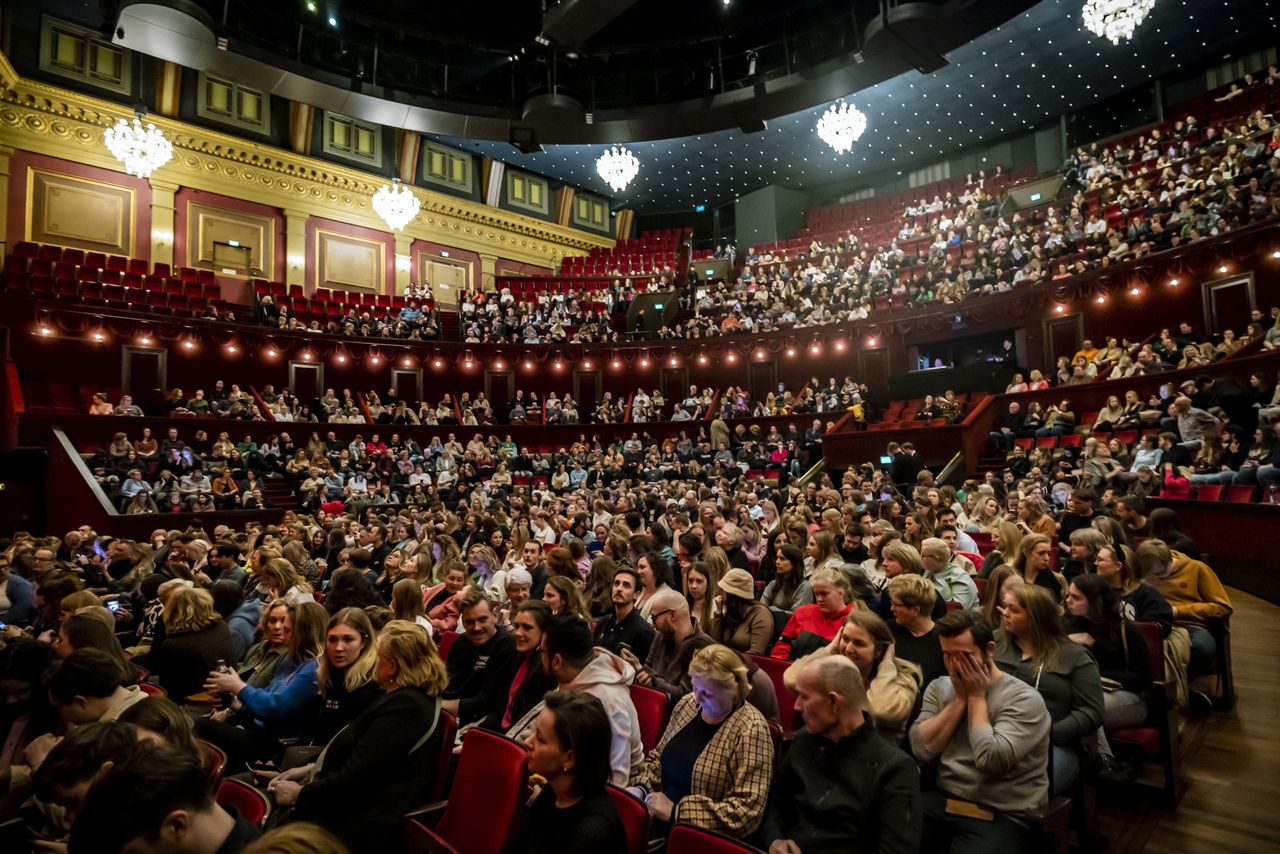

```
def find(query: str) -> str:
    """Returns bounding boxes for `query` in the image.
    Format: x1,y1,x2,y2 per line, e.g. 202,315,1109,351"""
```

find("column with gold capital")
148,177,179,267
479,252,498,294
0,146,11,257
284,208,308,291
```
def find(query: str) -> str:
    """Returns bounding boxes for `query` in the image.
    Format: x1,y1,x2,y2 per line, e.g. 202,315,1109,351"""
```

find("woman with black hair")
1066,574,1151,730
523,691,627,854
479,600,556,733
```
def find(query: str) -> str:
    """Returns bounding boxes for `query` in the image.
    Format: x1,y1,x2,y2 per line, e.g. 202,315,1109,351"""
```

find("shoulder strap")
408,695,443,755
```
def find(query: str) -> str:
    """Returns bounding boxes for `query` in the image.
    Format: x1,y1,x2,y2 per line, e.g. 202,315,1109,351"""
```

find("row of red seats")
9,241,217,286
2,270,221,314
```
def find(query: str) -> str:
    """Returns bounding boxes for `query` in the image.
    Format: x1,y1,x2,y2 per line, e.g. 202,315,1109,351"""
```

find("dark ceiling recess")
112,0,1041,144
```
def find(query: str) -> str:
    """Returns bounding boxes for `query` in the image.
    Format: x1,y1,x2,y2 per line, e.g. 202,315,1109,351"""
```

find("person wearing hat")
707,568,774,656
621,589,714,702
593,566,656,662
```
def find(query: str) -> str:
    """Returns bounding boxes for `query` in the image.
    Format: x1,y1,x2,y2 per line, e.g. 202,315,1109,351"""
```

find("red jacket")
771,603,853,659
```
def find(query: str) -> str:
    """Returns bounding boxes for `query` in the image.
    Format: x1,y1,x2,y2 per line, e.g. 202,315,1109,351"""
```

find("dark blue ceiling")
430,0,1276,213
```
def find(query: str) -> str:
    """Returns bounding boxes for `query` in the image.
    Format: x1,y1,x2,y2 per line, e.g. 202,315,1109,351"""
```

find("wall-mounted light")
370,354,381,365
697,354,708,365
38,324,52,337
1169,278,1179,286
288,255,305,269
785,347,796,358
866,337,878,348
1096,295,1107,304
152,229,173,245
183,339,195,350
1055,305,1065,313
301,351,313,361
638,357,649,368
265,348,277,358
726,352,737,363
226,343,238,354
834,340,846,352
335,354,347,364
91,330,105,342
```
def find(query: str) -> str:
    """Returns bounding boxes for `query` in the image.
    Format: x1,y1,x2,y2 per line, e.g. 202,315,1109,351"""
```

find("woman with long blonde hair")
312,607,382,745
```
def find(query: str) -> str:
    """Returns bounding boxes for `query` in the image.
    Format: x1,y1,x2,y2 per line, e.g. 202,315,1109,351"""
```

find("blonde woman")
258,557,315,604
148,586,234,700
628,644,773,835
273,621,449,850
782,606,921,743
310,607,382,746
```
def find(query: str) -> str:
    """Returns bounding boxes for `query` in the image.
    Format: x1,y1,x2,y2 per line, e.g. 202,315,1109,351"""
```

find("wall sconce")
152,229,174,245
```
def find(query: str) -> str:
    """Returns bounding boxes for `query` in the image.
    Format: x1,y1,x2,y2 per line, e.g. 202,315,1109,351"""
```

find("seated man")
910,611,1051,854
763,656,921,854
507,614,643,786
623,588,712,702
593,566,656,662
1135,538,1232,681
920,539,979,610
69,743,260,853
441,586,519,727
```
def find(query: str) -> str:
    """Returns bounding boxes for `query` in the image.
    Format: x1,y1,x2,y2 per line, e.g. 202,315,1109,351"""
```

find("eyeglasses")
650,609,673,621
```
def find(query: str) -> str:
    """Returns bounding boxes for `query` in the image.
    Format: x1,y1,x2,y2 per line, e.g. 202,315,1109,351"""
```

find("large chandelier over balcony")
103,115,173,179
815,99,868,155
372,179,421,231
1082,0,1157,45
596,145,640,193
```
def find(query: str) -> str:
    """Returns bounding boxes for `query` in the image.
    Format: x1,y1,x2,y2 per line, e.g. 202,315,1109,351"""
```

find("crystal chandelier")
1082,0,1157,45
596,145,640,193
103,116,173,178
815,99,868,155
372,178,421,231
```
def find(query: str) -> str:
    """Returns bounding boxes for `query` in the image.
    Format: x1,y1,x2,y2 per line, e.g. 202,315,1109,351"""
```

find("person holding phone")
783,608,922,744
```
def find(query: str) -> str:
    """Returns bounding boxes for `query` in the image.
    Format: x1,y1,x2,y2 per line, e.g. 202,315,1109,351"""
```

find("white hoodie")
507,648,642,786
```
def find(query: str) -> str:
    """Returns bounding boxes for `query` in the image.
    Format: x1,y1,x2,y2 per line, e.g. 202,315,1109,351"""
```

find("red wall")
174,187,286,283
6,150,153,259
306,215,395,296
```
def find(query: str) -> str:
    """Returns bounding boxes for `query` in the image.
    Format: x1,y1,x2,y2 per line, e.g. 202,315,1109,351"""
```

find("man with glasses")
621,589,711,702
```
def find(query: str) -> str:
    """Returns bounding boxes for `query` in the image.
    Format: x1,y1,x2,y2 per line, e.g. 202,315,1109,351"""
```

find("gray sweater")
910,673,1050,814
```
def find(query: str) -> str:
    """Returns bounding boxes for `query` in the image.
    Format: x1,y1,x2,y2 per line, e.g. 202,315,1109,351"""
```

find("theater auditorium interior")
0,0,1277,852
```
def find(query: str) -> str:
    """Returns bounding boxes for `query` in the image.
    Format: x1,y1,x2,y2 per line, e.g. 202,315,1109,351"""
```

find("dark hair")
517,598,553,630
638,551,673,589
543,690,613,797
0,636,54,687
935,609,996,651
542,614,595,669
347,548,373,570
612,565,641,589
324,567,382,614
1115,495,1145,514
208,579,245,619
1068,573,1124,649
117,696,200,756
33,720,140,804
68,744,212,854
45,648,124,705
214,543,240,561
1146,507,1194,552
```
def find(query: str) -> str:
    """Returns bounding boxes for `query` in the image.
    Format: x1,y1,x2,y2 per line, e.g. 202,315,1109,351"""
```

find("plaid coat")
631,692,774,835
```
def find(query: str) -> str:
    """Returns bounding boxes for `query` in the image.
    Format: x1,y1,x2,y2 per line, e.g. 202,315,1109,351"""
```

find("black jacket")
146,621,236,701
443,629,519,727
593,607,656,661
293,687,444,853
763,723,921,854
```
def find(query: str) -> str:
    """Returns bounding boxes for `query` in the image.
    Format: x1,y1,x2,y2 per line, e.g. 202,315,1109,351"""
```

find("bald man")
763,656,921,854
622,588,713,701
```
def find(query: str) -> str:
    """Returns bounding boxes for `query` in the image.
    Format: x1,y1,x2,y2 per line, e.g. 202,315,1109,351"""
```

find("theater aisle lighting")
103,115,173,178
1082,0,1157,45
596,146,640,193
372,179,421,231
815,99,868,154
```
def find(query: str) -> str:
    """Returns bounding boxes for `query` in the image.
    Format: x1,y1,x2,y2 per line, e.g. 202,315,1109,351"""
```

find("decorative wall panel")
187,200,274,275
27,167,134,255
317,229,385,291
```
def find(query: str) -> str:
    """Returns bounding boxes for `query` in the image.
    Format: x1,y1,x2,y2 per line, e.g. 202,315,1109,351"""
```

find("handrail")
50,427,124,518
796,457,826,489
937,451,966,486
248,385,276,422
623,392,634,423
704,390,719,421
355,392,375,425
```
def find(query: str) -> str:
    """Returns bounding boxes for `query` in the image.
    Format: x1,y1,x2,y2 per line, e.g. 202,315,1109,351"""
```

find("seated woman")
783,607,921,743
523,691,627,854
479,601,556,733
1013,534,1065,601
258,557,316,605
0,638,56,770
307,608,383,749
422,561,468,635
1094,544,1173,634
267,621,450,854
118,695,201,756
977,520,1022,578
882,574,946,686
684,562,721,633
1066,574,1151,776
760,544,813,616
139,587,234,702
995,584,1104,793
707,568,774,656
770,568,854,660
628,645,773,836
198,601,327,771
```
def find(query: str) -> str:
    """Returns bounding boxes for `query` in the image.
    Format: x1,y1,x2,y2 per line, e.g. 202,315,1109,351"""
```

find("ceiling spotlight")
1271,250,1280,259
1218,265,1228,274
327,15,337,27
306,1,316,10
336,354,347,363
38,325,51,336
92,331,104,342
1169,278,1179,286
1130,287,1140,296
1096,295,1107,304
534,33,551,46
265,348,277,358
183,339,194,349
371,355,381,365
785,347,796,358
226,344,237,354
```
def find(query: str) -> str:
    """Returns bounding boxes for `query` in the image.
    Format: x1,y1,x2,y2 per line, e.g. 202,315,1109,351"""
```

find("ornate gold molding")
0,59,609,269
